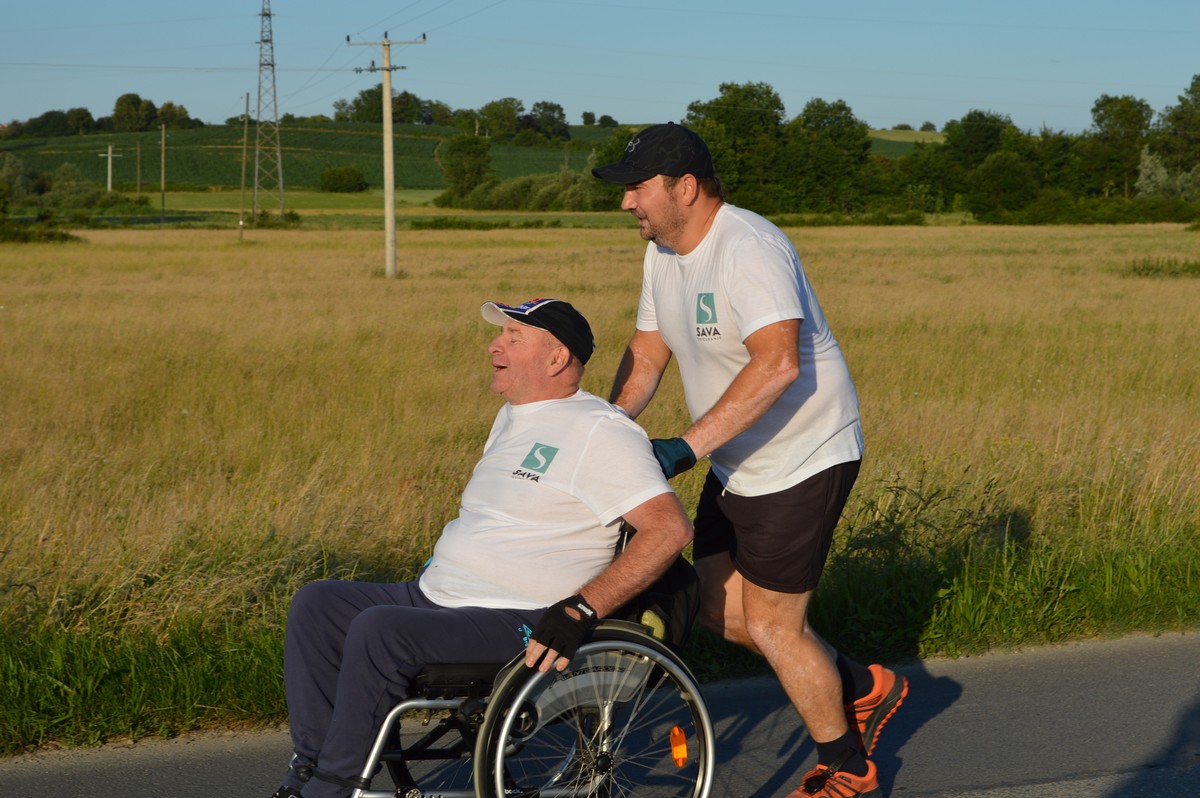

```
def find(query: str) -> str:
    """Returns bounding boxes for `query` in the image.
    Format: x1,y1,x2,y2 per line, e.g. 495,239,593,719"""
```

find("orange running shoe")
786,759,880,798
846,664,908,756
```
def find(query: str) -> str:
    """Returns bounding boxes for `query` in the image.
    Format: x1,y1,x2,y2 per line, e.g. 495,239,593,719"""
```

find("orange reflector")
670,725,688,767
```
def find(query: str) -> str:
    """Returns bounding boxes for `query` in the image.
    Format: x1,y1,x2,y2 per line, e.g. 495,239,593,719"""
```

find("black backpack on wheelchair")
612,521,702,654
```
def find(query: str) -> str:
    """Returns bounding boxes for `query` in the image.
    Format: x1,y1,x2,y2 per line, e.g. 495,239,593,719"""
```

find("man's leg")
282,580,414,792
741,582,847,742
695,556,845,738
299,586,540,798
693,461,901,796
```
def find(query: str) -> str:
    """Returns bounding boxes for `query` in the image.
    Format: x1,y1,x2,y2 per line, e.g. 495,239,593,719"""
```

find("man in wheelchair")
270,298,694,798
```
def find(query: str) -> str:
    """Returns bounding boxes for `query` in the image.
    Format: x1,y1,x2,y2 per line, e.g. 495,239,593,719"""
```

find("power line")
0,61,343,73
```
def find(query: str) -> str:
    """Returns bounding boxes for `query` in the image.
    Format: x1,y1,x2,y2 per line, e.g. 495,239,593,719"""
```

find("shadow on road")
1101,687,1200,796
873,662,963,796
704,662,962,798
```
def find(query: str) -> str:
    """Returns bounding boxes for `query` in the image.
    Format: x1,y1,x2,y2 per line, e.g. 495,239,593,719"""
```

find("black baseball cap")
481,298,595,365
592,122,715,184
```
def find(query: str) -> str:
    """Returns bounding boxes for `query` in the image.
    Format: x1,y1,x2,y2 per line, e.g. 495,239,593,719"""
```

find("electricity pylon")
254,0,285,218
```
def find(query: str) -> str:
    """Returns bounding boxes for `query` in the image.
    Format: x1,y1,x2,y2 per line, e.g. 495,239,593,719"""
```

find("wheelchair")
349,616,715,798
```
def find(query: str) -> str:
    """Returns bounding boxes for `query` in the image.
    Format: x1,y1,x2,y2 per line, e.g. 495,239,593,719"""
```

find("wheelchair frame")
350,619,714,798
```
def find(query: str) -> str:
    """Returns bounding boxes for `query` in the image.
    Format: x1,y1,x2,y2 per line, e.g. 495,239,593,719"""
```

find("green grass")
811,474,1200,660
868,128,944,158
0,621,287,749
164,188,442,212
869,129,945,144
139,189,640,232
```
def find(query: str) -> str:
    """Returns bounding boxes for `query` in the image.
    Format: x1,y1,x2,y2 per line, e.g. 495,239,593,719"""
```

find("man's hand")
525,594,599,672
651,437,696,479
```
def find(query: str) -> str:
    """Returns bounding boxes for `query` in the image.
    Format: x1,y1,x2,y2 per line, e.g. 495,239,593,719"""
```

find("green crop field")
0,123,617,193
2,124,924,193
869,129,944,157
2,222,1196,752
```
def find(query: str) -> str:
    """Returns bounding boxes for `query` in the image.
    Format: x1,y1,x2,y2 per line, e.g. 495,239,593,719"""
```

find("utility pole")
240,93,250,242
348,32,426,279
160,124,167,222
97,144,122,192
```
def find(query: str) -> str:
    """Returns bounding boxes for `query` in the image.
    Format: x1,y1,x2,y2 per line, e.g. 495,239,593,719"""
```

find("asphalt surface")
2,632,1198,797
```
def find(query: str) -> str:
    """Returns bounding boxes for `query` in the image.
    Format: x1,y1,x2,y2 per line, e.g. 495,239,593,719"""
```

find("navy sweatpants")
280,579,545,798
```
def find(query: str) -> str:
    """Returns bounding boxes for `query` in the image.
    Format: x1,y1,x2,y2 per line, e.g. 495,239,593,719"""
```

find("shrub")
528,174,573,211
0,221,78,242
486,174,540,209
253,209,302,228
511,129,548,147
995,193,1200,225
319,166,368,193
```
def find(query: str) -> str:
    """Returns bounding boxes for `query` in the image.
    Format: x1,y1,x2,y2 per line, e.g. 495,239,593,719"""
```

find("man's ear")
679,173,701,205
547,343,572,375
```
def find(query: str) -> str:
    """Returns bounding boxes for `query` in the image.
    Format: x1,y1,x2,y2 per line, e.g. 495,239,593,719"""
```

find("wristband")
651,437,697,478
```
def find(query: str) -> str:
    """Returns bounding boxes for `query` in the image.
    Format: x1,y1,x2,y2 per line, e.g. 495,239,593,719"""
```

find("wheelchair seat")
410,662,507,700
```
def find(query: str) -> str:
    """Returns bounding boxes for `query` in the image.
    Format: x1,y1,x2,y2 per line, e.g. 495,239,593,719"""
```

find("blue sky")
2,0,1198,133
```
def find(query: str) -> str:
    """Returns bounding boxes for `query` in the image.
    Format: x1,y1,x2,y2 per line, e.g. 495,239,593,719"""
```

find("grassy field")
869,129,945,144
1,223,1198,751
867,128,944,158
164,188,444,213
146,190,639,232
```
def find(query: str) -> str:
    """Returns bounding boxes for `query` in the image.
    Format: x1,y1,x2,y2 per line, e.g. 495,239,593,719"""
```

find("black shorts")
692,459,861,594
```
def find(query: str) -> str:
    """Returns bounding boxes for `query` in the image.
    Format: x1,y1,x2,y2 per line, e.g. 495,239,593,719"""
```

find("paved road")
3,632,1198,797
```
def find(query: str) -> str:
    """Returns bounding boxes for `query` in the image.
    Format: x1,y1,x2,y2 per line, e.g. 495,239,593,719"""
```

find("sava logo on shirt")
513,443,558,482
695,293,721,341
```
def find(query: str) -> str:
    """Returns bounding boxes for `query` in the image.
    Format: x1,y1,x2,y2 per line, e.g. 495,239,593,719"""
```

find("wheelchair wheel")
473,621,713,798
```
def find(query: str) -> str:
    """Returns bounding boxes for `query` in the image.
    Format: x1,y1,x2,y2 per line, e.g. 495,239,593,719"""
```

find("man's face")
621,175,687,251
487,319,559,403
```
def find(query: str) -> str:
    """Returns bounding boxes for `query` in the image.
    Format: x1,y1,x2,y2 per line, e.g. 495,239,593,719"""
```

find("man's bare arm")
577,491,693,617
681,319,801,459
609,329,673,419
525,491,692,671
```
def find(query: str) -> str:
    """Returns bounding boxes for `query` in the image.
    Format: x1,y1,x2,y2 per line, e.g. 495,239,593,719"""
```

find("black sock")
835,650,875,704
816,731,868,777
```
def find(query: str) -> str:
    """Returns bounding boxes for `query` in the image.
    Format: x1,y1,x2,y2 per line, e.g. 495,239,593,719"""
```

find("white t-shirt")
418,390,671,610
637,204,864,496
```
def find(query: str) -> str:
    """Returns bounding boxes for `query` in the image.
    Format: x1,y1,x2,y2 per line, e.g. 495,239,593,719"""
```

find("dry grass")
1,224,1198,633
804,225,1200,503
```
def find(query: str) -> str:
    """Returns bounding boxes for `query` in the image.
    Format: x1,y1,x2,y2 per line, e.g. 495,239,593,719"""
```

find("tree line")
2,93,205,138
321,86,620,144
432,76,1200,223
3,84,619,149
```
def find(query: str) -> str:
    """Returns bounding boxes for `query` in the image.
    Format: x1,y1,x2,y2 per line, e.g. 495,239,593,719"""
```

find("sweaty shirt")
418,390,671,610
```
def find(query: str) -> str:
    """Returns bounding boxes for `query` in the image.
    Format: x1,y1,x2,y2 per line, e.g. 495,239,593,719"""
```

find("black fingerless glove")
651,437,697,478
531,593,599,662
